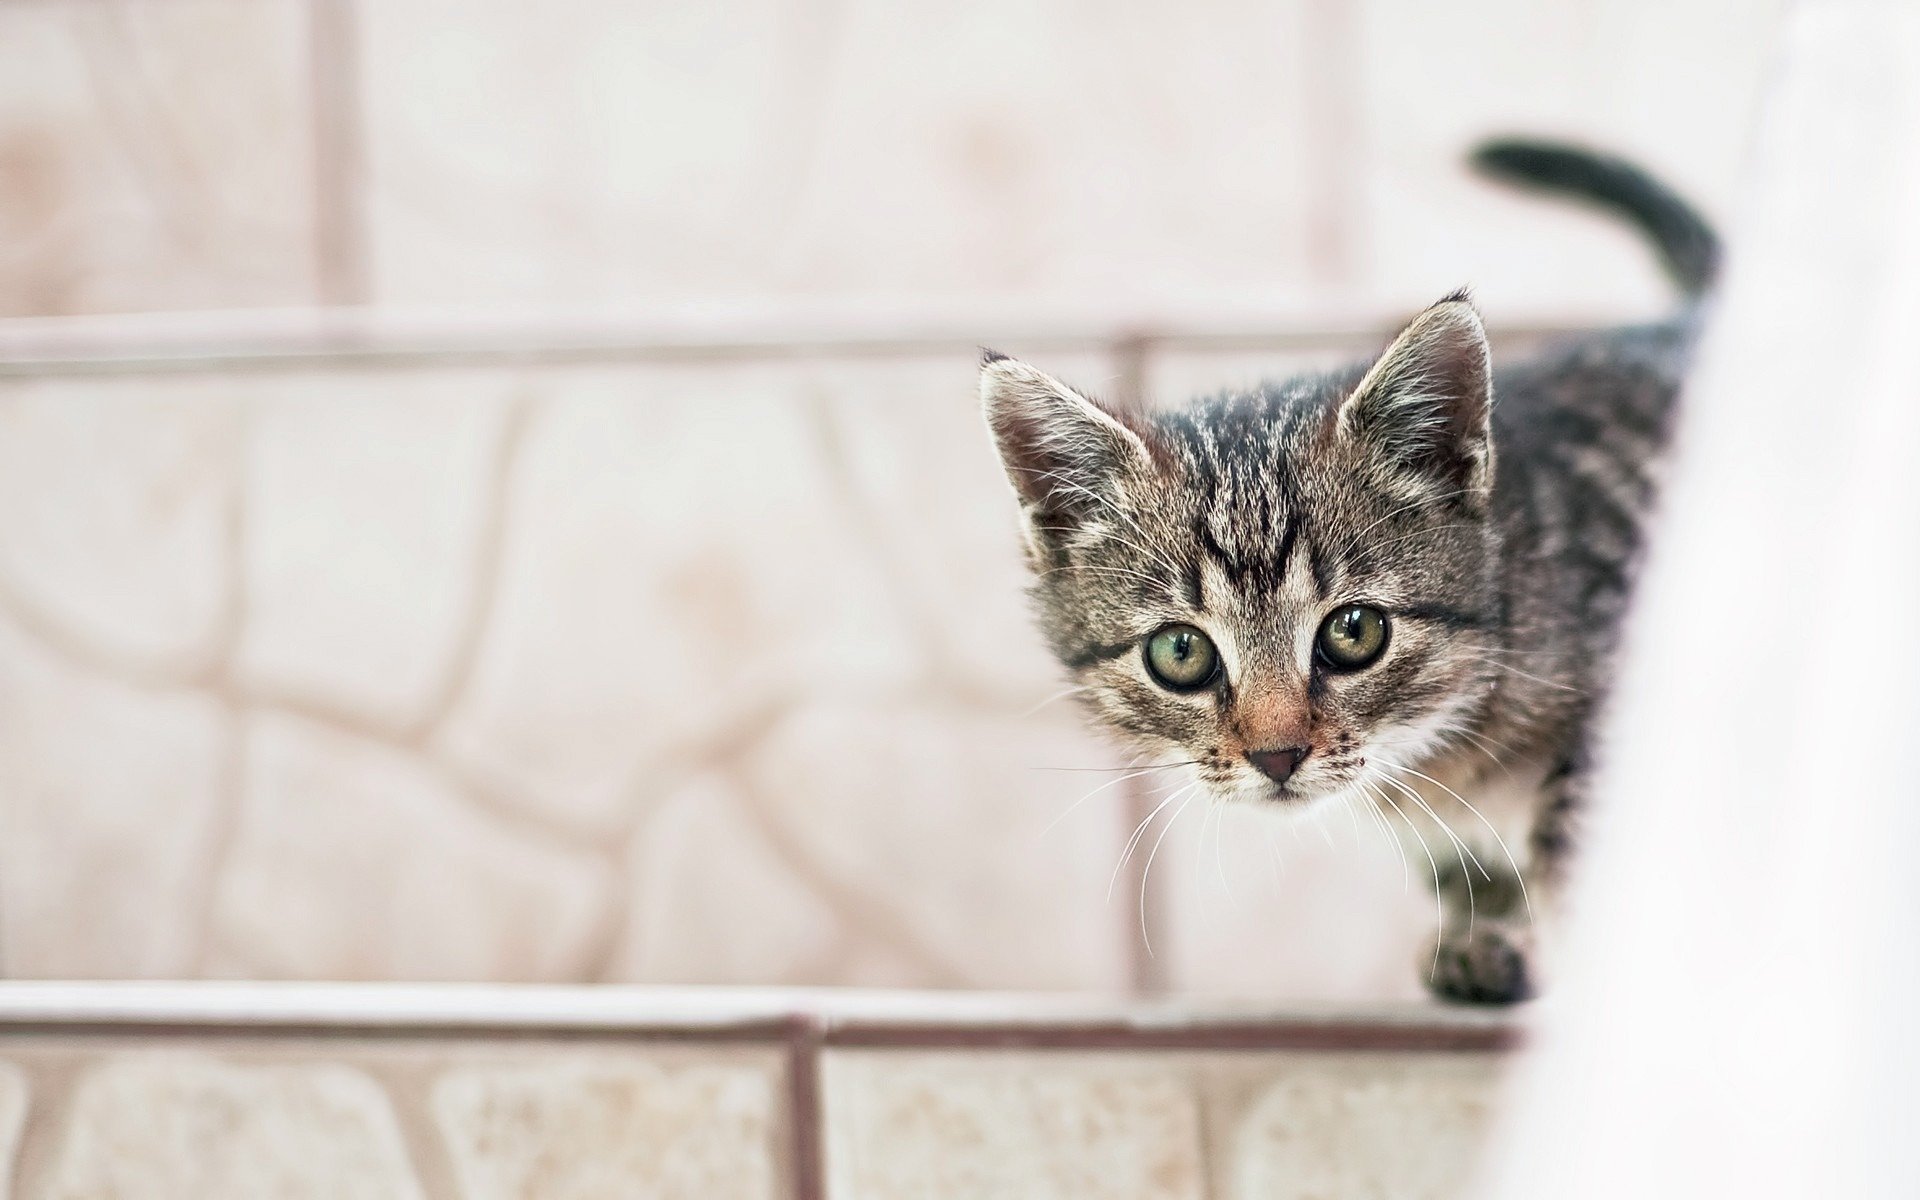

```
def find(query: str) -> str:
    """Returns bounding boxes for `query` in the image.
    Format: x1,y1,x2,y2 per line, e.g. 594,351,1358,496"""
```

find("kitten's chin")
1222,779,1334,814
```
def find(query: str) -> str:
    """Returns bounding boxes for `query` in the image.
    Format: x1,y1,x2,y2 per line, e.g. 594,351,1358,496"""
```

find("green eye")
1317,605,1389,671
1143,624,1220,691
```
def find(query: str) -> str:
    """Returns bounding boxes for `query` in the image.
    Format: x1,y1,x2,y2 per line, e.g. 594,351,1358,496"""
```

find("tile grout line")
308,0,370,305
786,1016,827,1200
1301,0,1363,290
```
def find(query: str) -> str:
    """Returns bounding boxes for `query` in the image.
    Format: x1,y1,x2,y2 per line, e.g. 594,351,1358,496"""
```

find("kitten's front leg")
1423,753,1585,1005
1425,863,1538,1005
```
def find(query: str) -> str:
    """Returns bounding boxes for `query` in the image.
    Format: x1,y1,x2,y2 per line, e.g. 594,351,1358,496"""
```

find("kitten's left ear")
1337,293,1494,513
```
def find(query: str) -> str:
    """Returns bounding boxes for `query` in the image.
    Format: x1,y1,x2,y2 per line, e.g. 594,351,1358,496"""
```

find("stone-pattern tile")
610,772,856,986
0,377,236,673
736,704,1131,991
0,1062,25,1195
1351,0,1785,316
214,712,611,981
0,615,225,979
235,375,516,734
43,1054,421,1199
824,1051,1206,1200
437,364,923,837
1215,1052,1503,1199
431,1054,783,1199
0,355,1145,990
0,347,1518,993
0,0,316,316
356,0,1318,307
1152,791,1434,1002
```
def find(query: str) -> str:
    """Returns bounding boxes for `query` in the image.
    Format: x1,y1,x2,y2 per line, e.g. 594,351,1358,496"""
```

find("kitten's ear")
980,350,1160,553
1337,294,1494,512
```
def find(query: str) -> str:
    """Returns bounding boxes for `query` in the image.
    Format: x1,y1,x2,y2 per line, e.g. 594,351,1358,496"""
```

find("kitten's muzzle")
1246,747,1308,786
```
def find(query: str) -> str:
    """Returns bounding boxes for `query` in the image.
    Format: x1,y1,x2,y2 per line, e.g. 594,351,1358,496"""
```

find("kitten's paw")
1425,924,1535,1005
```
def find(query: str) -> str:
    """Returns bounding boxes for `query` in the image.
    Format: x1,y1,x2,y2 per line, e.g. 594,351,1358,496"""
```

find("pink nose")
1247,747,1307,786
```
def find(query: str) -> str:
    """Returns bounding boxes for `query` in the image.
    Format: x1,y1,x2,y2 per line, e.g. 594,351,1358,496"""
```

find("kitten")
981,140,1716,1005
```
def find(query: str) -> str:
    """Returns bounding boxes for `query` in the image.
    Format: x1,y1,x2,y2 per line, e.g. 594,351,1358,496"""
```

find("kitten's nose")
1247,747,1308,786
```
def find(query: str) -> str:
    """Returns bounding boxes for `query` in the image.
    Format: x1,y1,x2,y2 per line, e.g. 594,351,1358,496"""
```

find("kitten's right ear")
980,351,1159,554
1336,294,1494,513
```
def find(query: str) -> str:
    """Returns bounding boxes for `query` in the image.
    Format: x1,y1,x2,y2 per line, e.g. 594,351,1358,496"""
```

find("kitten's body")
982,142,1714,1003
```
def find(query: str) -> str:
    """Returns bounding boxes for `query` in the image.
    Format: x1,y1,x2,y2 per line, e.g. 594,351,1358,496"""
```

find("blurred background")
0,0,1783,997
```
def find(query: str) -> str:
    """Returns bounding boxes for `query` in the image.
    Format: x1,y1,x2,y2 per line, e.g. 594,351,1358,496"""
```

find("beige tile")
825,1050,1205,1200
214,711,611,981
0,377,236,673
0,0,316,316
436,364,921,836
1351,0,1785,316
609,772,864,986
432,1053,784,1200
234,373,515,733
357,0,1317,307
739,703,1132,991
0,615,225,979
1152,794,1434,1002
44,1054,422,1199
1217,1052,1504,1199
0,1061,25,1193
812,353,1113,708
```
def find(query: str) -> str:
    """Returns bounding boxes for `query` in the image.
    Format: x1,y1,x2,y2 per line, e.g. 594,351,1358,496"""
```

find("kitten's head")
983,296,1502,811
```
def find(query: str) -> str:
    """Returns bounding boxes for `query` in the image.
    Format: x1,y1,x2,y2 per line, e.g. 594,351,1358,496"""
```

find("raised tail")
1472,137,1720,298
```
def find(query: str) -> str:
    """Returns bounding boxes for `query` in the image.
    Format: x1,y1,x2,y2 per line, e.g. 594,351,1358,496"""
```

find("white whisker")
1459,655,1582,693
1020,685,1090,718
1138,789,1196,957
1107,786,1186,903
1363,775,1446,972
1039,768,1162,842
1330,486,1475,565
1354,781,1411,891
1371,769,1485,939
1380,759,1534,922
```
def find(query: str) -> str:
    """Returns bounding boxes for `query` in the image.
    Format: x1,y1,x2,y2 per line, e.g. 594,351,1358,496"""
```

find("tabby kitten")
982,141,1716,1004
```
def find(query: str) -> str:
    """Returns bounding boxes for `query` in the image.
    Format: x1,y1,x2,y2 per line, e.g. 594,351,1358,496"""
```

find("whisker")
1032,759,1199,773
1354,780,1411,891
1363,522,1478,556
1016,469,1187,578
1465,645,1575,661
1372,769,1486,939
1363,774,1447,974
1138,788,1197,957
1037,564,1169,589
1329,486,1475,566
1019,685,1090,719
1263,818,1285,894
1458,656,1582,693
1380,759,1534,922
1038,768,1164,841
1107,784,1187,903
1377,770,1492,882
1212,801,1239,902
1442,724,1520,772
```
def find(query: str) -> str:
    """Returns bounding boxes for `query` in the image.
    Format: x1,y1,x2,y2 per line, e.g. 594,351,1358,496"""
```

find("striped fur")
982,140,1714,1004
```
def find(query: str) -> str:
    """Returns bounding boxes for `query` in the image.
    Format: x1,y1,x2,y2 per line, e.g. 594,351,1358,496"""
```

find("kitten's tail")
1471,138,1720,298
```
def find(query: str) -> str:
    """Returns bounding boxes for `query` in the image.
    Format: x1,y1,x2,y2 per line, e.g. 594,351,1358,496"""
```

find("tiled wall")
0,0,1782,320
0,1,1787,993
0,990,1513,1199
0,338,1456,995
